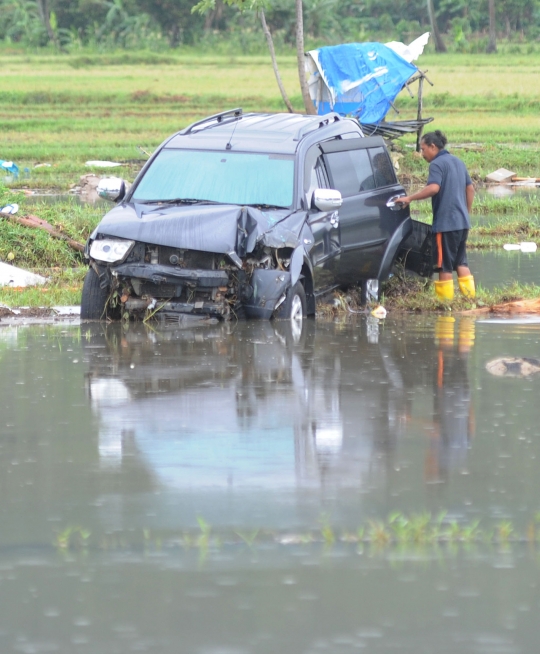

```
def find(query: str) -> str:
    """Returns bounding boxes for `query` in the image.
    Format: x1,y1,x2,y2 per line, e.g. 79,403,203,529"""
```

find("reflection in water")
426,317,475,483
86,316,477,497
3,317,540,653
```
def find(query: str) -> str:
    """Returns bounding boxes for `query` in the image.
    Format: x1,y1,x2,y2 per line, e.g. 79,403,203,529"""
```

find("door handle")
386,194,405,210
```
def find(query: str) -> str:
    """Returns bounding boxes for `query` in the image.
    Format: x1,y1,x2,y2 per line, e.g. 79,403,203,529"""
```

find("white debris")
52,306,81,316
85,160,123,168
0,262,47,287
503,242,537,252
385,32,430,63
485,168,516,183
0,203,19,215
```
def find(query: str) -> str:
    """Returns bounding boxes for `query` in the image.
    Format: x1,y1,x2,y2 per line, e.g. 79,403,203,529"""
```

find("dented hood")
92,202,300,255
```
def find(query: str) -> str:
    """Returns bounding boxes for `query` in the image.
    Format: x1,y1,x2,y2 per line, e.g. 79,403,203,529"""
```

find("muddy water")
1,316,540,653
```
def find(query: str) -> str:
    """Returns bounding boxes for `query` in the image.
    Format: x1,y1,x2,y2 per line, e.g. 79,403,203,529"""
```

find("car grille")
138,282,182,298
156,246,220,269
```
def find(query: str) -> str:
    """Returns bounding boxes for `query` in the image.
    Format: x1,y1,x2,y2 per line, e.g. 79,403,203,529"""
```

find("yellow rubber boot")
458,275,476,299
434,279,454,302
435,316,455,346
458,318,475,352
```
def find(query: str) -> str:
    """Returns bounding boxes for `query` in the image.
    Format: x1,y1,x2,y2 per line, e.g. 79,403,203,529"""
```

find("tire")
274,281,307,322
80,268,109,320
360,278,380,305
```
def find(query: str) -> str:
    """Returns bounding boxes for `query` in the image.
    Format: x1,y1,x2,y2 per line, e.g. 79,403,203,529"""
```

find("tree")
295,0,316,113
36,0,63,48
193,0,315,114
259,8,294,112
427,0,447,52
137,0,203,45
486,0,497,52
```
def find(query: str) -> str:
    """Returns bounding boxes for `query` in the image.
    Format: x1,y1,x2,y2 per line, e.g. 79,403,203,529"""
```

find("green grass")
52,511,540,554
380,275,540,313
1,49,540,188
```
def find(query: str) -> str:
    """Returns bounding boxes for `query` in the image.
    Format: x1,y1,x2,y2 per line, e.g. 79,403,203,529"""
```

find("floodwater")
468,250,540,289
1,314,540,653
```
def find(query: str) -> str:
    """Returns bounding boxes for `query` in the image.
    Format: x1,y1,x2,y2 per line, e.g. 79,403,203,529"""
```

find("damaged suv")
81,108,413,323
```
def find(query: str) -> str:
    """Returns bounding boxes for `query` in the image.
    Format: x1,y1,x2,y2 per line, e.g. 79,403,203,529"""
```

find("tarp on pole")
306,42,419,124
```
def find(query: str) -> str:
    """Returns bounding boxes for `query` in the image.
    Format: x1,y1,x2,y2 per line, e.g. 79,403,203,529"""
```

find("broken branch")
5,214,85,253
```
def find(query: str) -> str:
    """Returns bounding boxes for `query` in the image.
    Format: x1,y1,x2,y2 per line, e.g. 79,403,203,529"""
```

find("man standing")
399,131,476,301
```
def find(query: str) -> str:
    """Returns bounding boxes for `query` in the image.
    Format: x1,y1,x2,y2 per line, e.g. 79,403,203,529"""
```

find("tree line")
1,0,539,51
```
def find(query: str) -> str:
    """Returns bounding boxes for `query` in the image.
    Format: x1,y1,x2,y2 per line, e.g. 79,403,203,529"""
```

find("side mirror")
313,188,342,212
97,177,127,202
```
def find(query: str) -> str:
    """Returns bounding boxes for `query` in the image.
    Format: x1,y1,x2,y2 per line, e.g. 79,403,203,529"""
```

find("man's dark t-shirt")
427,150,472,233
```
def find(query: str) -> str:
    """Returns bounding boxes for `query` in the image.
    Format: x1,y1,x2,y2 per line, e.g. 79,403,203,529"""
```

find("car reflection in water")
85,315,477,511
86,320,357,493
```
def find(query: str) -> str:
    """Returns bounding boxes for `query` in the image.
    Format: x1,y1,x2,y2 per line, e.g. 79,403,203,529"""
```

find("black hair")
421,130,448,150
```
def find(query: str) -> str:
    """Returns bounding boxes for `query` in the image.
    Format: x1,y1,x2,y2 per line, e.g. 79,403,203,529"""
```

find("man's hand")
398,184,440,207
397,196,411,207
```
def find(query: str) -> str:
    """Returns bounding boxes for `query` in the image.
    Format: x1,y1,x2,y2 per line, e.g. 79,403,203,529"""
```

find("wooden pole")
415,76,425,153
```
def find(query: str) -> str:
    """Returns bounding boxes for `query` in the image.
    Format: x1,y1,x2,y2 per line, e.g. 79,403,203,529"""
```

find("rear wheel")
80,268,109,320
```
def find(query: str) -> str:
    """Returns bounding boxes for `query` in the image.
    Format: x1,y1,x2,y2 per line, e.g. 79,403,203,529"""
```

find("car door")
305,153,341,290
320,136,407,282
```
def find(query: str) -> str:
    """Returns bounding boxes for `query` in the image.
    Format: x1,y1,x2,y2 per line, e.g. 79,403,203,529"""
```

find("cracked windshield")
2,4,540,652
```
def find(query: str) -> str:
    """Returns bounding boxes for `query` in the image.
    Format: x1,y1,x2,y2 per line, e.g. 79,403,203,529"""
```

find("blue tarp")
0,160,19,177
309,43,418,123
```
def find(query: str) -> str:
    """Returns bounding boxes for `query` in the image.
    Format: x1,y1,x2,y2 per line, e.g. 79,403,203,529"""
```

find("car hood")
91,202,301,255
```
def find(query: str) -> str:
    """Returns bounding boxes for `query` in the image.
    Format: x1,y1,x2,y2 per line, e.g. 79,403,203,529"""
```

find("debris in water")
371,305,387,319
503,242,537,252
485,168,516,183
486,357,540,378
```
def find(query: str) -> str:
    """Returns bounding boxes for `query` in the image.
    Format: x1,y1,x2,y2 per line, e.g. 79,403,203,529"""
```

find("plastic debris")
371,305,387,319
34,163,52,168
385,32,430,63
85,160,123,168
0,262,47,287
503,242,537,252
0,160,19,176
0,203,19,215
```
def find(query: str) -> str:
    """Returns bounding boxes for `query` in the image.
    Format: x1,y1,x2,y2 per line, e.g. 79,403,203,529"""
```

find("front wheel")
274,281,307,321
80,268,109,320
360,278,380,305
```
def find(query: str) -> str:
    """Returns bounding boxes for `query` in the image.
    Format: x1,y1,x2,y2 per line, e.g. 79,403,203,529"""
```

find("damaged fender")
244,269,292,320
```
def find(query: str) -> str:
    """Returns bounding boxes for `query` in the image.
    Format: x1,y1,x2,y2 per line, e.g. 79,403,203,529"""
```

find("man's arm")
398,183,440,208
466,183,475,214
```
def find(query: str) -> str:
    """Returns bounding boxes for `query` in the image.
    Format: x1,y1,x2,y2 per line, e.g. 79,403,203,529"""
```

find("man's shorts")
433,229,469,273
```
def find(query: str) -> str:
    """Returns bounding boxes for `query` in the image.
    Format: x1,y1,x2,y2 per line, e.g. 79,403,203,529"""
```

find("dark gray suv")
81,108,413,324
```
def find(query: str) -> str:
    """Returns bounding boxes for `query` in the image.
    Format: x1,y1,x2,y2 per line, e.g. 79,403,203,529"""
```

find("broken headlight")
90,238,134,263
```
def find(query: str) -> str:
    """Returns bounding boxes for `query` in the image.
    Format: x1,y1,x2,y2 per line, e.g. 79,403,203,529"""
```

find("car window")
132,149,295,208
369,147,396,188
324,148,375,198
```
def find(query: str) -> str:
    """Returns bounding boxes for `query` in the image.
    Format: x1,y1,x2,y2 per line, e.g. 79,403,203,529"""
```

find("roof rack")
293,112,342,141
180,108,243,135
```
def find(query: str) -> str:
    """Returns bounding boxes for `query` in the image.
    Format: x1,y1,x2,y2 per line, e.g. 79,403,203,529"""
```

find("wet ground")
1,315,540,653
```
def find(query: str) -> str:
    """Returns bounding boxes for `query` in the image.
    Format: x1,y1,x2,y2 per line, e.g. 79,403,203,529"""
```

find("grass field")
1,50,540,184
0,48,539,308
